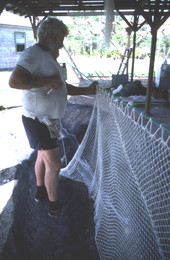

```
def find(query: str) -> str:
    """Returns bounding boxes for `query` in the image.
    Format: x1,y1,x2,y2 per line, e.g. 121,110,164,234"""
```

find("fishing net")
60,87,170,259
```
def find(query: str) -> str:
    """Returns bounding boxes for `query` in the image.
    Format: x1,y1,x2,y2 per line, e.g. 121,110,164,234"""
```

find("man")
9,17,97,218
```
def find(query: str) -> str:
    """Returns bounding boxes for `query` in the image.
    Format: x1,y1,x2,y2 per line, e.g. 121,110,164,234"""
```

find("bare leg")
39,148,61,202
35,151,45,186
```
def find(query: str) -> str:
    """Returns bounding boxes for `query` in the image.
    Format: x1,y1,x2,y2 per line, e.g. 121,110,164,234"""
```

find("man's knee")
46,160,61,174
39,149,61,170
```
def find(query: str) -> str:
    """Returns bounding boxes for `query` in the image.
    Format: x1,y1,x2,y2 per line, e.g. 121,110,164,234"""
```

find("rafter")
3,0,169,17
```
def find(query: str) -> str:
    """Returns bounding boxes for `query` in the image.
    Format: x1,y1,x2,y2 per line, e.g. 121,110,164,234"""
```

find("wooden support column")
131,30,136,82
131,13,138,82
125,27,132,74
145,29,157,114
131,19,146,82
135,0,170,114
118,11,133,76
104,0,115,47
29,16,40,43
118,11,146,81
0,0,6,15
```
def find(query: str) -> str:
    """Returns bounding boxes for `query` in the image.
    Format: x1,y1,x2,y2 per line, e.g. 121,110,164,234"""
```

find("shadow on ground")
2,152,99,260
1,96,99,260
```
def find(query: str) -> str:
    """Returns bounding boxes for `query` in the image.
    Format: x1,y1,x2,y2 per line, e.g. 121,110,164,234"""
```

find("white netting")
60,87,170,260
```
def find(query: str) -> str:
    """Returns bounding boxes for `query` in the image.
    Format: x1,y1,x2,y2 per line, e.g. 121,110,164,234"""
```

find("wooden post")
145,29,157,114
0,1,6,15
131,30,136,82
131,14,138,82
131,19,146,82
104,0,115,47
126,27,132,75
29,16,40,43
135,0,169,115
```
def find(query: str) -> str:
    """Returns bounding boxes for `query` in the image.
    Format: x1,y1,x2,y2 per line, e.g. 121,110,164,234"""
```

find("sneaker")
35,186,48,202
48,202,63,218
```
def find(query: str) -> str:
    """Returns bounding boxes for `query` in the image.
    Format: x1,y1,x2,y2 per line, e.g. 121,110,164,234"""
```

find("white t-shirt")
17,44,67,122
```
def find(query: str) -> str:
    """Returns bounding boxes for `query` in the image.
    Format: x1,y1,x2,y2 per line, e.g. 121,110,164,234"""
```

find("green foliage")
135,48,150,59
67,24,75,32
159,35,170,56
0,105,5,111
105,49,120,59
64,16,169,59
112,34,124,47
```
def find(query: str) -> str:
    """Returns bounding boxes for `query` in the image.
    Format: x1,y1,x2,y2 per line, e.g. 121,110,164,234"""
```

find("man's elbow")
9,77,16,89
9,77,22,89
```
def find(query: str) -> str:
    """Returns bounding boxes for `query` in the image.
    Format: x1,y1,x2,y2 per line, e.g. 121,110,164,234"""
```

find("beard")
48,40,60,59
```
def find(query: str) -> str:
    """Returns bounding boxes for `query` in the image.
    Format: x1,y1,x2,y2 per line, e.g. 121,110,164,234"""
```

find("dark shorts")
22,115,57,150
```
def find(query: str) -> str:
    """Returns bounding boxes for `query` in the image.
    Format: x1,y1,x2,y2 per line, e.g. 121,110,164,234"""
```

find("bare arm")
9,66,63,90
66,81,98,96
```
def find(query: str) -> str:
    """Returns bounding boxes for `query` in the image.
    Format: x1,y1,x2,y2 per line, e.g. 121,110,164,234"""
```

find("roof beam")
5,0,37,17
3,0,170,18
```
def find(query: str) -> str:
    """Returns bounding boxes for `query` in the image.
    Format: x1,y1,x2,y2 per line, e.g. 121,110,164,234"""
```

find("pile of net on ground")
60,87,170,259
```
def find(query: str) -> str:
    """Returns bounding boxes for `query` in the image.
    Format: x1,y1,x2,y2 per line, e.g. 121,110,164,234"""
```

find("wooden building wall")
0,24,34,70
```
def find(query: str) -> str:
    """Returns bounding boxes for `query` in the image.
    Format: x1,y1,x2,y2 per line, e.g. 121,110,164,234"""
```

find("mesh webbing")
60,87,170,259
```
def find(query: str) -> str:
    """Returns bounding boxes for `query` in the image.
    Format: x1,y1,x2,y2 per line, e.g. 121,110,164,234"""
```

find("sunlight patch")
0,180,18,214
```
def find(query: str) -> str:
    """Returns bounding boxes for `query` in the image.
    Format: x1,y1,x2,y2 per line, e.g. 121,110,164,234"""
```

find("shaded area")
1,95,99,260
2,153,99,260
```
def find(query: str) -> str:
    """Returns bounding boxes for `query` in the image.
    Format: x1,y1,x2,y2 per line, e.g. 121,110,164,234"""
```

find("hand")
88,81,98,95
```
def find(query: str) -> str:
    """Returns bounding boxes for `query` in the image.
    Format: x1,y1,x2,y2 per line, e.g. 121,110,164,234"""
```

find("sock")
36,186,48,199
37,185,46,192
49,200,61,211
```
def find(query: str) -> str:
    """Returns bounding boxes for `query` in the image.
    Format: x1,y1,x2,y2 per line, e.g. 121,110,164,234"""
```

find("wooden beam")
117,11,133,29
137,20,146,30
5,0,37,17
29,16,41,43
145,29,157,114
154,14,170,31
0,0,6,15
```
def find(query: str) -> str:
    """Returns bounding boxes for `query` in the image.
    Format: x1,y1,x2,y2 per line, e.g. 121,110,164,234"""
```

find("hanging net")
60,87,170,259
